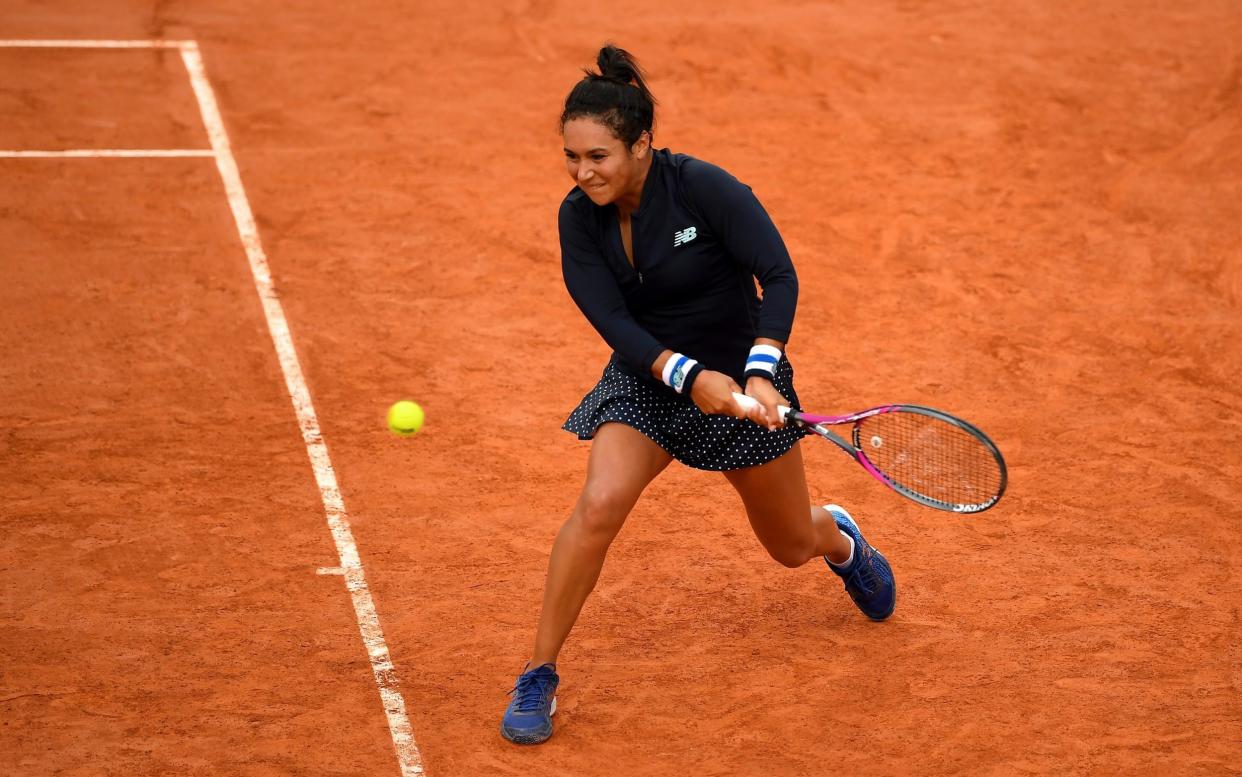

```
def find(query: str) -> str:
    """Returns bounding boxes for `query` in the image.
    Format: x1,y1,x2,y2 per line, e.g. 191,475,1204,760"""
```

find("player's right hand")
690,370,771,427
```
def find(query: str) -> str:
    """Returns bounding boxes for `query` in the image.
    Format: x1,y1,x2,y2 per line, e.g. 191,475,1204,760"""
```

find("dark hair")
560,44,657,147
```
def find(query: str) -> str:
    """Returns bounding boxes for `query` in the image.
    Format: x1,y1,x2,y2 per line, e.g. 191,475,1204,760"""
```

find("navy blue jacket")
559,149,798,384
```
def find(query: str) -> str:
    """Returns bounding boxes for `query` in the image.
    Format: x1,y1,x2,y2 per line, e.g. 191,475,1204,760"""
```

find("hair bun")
596,44,638,85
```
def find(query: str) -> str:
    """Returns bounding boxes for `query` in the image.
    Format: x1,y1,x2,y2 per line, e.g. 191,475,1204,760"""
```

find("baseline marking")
176,41,424,776
0,149,214,158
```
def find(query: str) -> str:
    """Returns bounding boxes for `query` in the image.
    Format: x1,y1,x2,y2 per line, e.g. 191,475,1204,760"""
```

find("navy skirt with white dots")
563,355,810,471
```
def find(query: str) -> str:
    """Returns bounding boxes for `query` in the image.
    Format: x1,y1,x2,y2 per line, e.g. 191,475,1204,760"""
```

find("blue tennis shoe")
500,663,559,744
824,504,896,621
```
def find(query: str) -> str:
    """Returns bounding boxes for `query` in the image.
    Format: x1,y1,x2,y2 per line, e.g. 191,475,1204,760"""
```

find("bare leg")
529,422,672,666
722,441,851,567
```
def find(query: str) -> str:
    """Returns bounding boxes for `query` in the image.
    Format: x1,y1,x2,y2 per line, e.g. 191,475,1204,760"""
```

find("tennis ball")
387,400,424,437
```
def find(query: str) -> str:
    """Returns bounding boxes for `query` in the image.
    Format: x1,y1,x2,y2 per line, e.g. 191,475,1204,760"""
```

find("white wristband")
661,353,700,394
744,344,782,378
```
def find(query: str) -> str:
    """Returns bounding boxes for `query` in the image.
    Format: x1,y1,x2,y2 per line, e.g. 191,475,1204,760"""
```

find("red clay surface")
2,2,1240,776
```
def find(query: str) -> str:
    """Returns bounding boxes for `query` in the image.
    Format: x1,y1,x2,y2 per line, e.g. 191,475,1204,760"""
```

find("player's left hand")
745,377,788,431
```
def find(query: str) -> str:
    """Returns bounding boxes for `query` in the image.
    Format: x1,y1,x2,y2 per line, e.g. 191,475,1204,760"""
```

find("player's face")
562,117,649,206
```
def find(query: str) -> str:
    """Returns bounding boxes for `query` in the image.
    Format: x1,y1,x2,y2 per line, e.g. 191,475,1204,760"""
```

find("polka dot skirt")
563,356,810,471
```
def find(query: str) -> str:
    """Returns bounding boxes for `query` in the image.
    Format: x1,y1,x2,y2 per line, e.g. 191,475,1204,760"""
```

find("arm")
681,160,799,345
560,211,759,421
559,200,666,374
684,162,799,426
560,197,775,427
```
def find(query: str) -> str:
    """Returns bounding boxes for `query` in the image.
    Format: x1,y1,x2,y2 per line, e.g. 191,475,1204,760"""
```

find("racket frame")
787,404,1008,514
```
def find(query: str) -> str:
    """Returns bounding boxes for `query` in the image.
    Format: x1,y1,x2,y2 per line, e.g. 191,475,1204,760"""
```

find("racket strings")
857,412,1002,507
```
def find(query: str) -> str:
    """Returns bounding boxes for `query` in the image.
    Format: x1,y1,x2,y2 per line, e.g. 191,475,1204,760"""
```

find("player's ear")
632,130,652,159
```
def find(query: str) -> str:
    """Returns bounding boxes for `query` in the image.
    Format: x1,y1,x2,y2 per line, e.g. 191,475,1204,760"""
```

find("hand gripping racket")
733,393,1007,513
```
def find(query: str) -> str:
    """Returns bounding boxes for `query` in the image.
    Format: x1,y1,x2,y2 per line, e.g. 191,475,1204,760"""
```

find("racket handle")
732,392,792,423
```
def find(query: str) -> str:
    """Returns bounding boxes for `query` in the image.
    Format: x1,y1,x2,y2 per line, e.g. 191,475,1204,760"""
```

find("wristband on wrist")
743,344,782,381
661,353,704,395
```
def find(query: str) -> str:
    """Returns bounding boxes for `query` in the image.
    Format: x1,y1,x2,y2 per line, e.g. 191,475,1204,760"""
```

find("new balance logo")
673,226,697,247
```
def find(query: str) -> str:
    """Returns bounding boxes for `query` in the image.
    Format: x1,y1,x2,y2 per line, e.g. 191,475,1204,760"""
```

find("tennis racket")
733,393,1007,513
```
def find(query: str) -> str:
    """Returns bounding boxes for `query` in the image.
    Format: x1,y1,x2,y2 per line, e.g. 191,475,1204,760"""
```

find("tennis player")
501,44,896,745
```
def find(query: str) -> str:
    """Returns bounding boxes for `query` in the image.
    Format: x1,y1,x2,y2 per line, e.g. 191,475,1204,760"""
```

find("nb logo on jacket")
673,226,697,246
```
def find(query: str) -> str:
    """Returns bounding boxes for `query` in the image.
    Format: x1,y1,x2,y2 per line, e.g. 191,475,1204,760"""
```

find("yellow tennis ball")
386,400,424,437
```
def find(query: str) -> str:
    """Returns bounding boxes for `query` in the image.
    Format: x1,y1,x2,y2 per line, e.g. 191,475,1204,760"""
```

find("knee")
572,485,631,539
764,535,816,569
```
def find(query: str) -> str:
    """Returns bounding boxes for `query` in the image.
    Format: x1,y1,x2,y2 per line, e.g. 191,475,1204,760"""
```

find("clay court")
2,2,1239,775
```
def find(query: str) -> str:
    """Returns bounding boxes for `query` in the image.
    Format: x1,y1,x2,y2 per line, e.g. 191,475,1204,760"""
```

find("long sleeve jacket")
559,149,798,384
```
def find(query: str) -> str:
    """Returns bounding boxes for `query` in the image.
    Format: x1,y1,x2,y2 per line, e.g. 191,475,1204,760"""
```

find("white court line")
0,149,214,158
176,41,424,776
0,39,189,48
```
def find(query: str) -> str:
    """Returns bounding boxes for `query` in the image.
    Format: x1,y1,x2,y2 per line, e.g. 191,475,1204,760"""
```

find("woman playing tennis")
501,44,897,745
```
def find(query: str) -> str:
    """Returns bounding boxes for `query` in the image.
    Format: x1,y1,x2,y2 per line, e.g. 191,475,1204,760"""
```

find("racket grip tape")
731,392,793,423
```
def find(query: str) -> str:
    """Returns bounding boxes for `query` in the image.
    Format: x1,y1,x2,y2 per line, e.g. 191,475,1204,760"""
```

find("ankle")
825,531,855,567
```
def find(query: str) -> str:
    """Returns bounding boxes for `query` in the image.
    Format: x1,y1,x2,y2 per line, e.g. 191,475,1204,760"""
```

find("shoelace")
509,670,555,713
848,550,882,595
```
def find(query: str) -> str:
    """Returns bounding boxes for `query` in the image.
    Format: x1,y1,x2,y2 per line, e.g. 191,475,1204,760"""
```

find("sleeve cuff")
641,343,668,377
755,327,792,343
